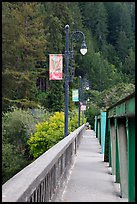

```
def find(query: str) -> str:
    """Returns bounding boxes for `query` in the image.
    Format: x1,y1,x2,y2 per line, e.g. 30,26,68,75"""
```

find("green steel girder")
104,92,135,202
107,92,135,118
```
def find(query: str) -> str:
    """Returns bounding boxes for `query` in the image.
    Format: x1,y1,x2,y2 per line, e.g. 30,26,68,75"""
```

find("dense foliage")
2,2,135,112
27,112,65,158
2,142,29,184
2,107,51,183
2,2,135,183
2,108,82,182
27,109,86,159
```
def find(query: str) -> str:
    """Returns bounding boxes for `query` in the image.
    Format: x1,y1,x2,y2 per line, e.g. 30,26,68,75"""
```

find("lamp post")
78,77,90,127
78,76,82,127
64,24,87,137
64,24,69,137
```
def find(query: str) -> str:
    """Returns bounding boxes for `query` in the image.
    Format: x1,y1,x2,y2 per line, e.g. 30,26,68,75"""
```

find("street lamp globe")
86,86,89,90
80,41,87,55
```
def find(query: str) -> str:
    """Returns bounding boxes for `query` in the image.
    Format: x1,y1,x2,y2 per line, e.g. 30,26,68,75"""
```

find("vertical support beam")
94,116,97,133
96,118,98,138
109,132,112,167
115,118,120,183
101,112,106,154
98,119,101,145
126,117,135,202
97,119,100,139
78,100,81,127
96,118,98,137
104,116,110,162
107,119,111,167
110,119,116,175
117,118,128,198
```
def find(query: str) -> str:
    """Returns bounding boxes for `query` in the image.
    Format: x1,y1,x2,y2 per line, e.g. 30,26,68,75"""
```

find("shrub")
2,142,29,184
69,108,87,131
69,109,79,132
27,112,64,159
99,82,135,109
2,107,51,183
85,102,100,129
2,107,36,147
28,107,51,124
27,109,87,159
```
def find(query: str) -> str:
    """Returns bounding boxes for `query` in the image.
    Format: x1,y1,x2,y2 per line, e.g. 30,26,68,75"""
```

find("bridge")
2,92,135,202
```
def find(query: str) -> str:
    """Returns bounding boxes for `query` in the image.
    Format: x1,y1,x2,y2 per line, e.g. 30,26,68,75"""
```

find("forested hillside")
2,2,135,112
2,2,135,184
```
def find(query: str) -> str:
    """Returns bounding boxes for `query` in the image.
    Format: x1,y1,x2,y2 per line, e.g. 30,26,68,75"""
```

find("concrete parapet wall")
2,125,85,202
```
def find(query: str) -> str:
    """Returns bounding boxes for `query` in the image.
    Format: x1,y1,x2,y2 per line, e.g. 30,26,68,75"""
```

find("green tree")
99,82,135,109
2,2,135,114
122,48,135,84
2,2,46,71
46,81,64,112
116,31,130,64
2,2,47,111
85,102,100,129
80,3,108,37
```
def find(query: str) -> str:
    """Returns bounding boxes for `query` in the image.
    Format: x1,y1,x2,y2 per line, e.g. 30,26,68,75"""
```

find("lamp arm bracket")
70,30,85,50
71,30,85,41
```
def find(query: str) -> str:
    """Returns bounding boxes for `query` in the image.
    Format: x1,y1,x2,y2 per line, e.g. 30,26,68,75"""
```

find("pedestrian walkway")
57,130,128,202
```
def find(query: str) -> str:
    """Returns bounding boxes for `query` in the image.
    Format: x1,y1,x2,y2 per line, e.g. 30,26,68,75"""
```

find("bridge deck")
57,130,128,202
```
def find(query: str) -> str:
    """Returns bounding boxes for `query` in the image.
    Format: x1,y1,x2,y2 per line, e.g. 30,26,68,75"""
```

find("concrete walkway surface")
57,130,128,202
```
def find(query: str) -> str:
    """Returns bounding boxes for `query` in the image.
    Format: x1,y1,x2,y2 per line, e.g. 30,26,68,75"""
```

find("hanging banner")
81,104,86,111
49,54,63,80
72,89,79,102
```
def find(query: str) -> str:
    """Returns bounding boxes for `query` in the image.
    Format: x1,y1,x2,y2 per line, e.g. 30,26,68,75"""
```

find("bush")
2,107,51,183
27,112,64,159
85,102,100,129
27,109,88,159
100,82,135,109
2,107,36,147
69,110,78,132
28,107,51,124
2,142,29,184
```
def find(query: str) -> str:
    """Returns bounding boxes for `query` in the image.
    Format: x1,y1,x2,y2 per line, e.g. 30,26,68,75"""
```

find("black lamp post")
78,78,90,127
78,76,82,127
64,24,87,137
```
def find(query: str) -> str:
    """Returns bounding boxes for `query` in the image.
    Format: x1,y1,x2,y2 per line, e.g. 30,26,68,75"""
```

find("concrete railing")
2,124,85,202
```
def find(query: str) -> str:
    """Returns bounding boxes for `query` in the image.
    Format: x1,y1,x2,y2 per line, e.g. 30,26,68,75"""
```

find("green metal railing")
95,92,135,202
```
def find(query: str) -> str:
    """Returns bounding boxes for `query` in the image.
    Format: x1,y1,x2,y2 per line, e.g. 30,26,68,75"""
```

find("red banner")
49,54,63,80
